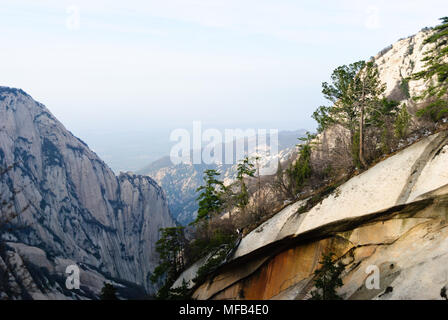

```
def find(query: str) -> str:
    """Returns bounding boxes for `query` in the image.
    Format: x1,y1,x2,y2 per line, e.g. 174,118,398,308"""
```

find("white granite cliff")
0,87,175,299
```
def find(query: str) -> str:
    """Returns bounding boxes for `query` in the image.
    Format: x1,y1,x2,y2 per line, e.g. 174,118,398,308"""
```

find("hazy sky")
0,1,446,171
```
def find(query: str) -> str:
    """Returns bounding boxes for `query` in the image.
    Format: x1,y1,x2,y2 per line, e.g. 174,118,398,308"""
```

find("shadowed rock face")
0,87,175,299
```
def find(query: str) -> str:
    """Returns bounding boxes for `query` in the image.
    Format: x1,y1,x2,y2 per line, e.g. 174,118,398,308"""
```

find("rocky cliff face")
174,29,448,300
181,130,448,300
0,87,175,299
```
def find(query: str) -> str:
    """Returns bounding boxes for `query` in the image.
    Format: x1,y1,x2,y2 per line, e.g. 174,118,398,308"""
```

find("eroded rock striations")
174,29,448,300
0,87,175,299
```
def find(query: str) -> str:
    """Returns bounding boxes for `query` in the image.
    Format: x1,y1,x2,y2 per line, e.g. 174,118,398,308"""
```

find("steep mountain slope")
173,29,448,300
138,130,306,224
176,130,448,300
0,87,175,299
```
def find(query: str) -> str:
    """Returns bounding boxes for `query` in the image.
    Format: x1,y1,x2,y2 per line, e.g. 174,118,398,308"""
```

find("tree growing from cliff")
151,227,186,282
150,226,187,299
412,17,448,121
394,104,412,139
285,132,315,197
368,98,400,154
313,61,365,134
353,62,389,166
235,157,256,211
100,283,118,300
310,252,344,300
313,61,393,168
195,169,225,223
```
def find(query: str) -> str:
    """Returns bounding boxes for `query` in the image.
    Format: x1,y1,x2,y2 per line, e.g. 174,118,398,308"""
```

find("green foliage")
412,17,448,121
235,157,256,209
152,168,236,297
166,279,192,300
287,146,311,193
322,165,333,179
153,278,192,300
441,286,447,300
313,60,392,168
351,130,361,168
193,233,237,285
352,62,389,167
189,227,236,262
150,227,186,298
100,283,118,300
286,132,315,196
400,78,411,99
394,104,411,139
236,156,256,180
416,98,448,121
312,61,366,133
313,61,388,132
195,169,225,223
194,248,228,284
367,98,400,127
367,98,400,154
310,252,344,300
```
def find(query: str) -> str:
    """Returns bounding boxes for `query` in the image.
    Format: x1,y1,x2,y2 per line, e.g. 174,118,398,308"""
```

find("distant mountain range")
138,130,307,224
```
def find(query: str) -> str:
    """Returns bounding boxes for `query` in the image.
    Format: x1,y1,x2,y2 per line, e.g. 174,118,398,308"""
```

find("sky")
0,0,446,171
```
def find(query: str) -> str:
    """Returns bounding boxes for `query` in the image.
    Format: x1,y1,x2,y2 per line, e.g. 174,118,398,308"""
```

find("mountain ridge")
0,86,175,299
139,129,307,224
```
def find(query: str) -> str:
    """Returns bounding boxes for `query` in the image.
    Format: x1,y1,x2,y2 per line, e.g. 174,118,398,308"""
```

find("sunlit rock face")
192,191,448,300
205,198,448,300
375,29,433,101
170,28,448,300
184,129,448,300
0,87,175,299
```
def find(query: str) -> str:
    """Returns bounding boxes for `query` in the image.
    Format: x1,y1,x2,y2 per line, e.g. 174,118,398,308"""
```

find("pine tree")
150,226,187,299
168,279,191,300
235,157,256,210
394,104,411,139
150,227,186,283
412,17,448,121
313,61,391,168
310,252,344,300
195,169,225,223
100,283,118,300
351,62,388,167
312,61,366,135
286,132,315,196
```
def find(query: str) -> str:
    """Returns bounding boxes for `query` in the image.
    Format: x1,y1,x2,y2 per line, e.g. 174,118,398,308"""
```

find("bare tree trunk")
359,106,368,168
359,80,368,169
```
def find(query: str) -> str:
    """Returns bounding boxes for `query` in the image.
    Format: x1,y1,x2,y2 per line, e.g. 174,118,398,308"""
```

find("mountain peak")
0,90,175,299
